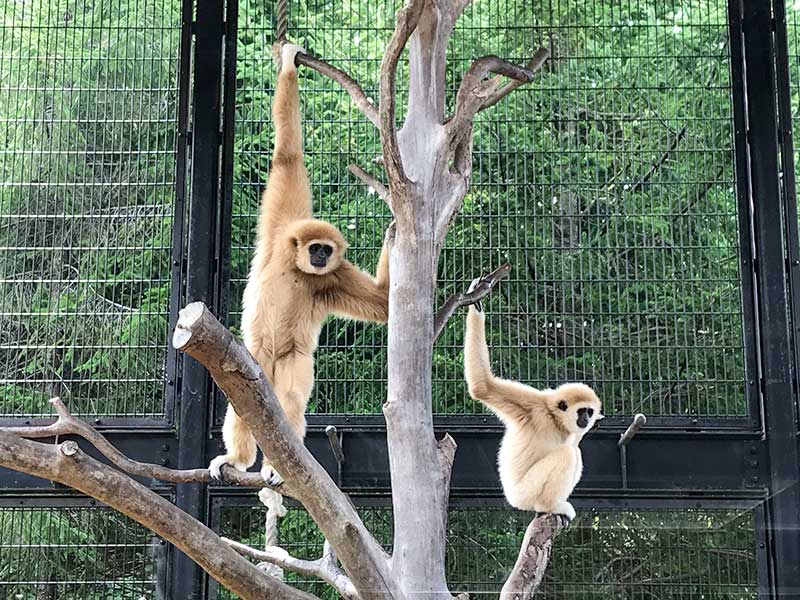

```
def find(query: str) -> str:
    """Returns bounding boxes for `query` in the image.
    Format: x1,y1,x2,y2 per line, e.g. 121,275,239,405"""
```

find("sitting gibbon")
463,286,602,520
209,43,392,484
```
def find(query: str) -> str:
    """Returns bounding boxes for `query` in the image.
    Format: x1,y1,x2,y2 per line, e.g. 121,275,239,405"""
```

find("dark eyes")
309,243,333,256
558,400,568,412
587,408,594,417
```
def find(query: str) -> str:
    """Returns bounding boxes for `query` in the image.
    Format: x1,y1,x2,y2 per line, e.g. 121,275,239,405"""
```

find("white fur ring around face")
281,43,306,73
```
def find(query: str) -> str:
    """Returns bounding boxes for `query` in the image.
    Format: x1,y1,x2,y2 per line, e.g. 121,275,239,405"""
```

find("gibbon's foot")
208,454,251,480
552,501,576,521
261,464,285,487
467,277,484,313
273,42,306,73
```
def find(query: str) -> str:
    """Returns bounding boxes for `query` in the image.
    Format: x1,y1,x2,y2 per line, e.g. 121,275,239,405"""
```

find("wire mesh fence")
782,1,800,426
0,502,163,599
211,501,757,599
0,0,182,419
224,0,747,420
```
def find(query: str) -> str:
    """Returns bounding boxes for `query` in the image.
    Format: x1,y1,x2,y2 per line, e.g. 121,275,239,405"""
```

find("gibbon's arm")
464,306,543,422
256,44,313,259
326,234,390,323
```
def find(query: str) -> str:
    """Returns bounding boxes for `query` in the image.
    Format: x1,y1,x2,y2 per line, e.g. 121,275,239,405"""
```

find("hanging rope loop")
275,0,288,41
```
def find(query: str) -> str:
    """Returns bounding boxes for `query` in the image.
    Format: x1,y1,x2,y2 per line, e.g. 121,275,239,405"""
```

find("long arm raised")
464,305,543,422
255,44,313,262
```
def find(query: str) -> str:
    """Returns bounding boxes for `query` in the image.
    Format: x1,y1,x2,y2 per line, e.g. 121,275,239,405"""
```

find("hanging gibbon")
463,285,602,520
209,43,392,484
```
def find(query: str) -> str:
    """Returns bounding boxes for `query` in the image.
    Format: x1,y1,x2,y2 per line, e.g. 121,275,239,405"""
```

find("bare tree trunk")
376,1,547,594
384,232,451,595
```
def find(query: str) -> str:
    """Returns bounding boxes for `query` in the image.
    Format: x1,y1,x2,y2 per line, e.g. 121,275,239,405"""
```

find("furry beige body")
463,301,602,519
209,45,391,483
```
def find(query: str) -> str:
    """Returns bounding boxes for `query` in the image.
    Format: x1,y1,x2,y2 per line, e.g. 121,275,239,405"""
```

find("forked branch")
500,513,570,599
0,432,317,600
433,263,512,340
479,48,550,112
0,398,268,488
225,538,359,600
448,51,549,140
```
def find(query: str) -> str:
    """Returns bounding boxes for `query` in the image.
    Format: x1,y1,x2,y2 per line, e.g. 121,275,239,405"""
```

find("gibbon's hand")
272,41,306,72
467,277,484,313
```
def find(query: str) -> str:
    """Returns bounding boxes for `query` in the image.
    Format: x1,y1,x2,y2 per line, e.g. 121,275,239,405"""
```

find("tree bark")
173,303,404,600
384,231,452,596
0,432,316,600
500,514,570,599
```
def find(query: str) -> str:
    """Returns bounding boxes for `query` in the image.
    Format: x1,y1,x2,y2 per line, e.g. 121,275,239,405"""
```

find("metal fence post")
171,0,225,596
740,1,800,595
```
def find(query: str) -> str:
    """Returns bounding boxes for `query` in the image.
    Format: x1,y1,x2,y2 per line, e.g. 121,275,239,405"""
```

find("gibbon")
463,287,602,520
209,43,392,485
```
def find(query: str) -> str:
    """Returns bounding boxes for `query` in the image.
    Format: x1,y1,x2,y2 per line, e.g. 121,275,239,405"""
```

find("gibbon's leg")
463,301,544,422
259,352,314,486
208,405,258,479
508,446,581,520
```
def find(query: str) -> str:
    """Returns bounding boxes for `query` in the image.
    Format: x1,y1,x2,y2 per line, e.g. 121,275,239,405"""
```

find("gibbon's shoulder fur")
463,292,602,520
209,43,392,485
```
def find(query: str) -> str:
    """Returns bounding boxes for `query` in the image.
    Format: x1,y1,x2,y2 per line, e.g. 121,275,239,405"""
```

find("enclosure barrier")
1,0,799,597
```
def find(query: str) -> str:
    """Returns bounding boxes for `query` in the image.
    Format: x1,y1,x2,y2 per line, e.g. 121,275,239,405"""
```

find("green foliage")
216,505,757,599
0,0,755,419
227,0,747,418
0,507,158,599
0,0,180,417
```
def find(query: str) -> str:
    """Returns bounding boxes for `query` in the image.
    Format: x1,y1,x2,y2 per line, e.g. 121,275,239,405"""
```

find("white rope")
257,487,287,579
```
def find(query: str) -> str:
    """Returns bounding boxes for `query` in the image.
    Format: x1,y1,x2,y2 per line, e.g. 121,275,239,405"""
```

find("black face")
309,243,333,268
576,406,594,429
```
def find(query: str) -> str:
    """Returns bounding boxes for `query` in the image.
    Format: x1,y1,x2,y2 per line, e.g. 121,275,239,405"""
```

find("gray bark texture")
500,514,570,599
0,432,314,600
173,303,404,600
0,0,559,596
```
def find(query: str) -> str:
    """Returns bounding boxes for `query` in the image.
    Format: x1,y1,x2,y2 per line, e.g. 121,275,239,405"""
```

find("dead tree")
0,1,566,597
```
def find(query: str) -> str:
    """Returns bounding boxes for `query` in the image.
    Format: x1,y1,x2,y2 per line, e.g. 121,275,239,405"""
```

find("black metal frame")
2,0,800,597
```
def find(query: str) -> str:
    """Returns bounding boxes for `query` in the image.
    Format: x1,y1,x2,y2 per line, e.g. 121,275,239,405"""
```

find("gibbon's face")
551,382,603,436
298,238,342,274
287,219,348,276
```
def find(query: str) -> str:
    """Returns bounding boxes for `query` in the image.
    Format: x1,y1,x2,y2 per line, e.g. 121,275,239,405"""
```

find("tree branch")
479,48,550,112
172,302,403,600
0,432,318,600
434,433,457,565
0,397,269,489
379,0,425,217
448,51,548,138
348,164,390,204
433,263,511,340
500,514,570,599
631,125,688,193
293,51,380,129
225,538,360,600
